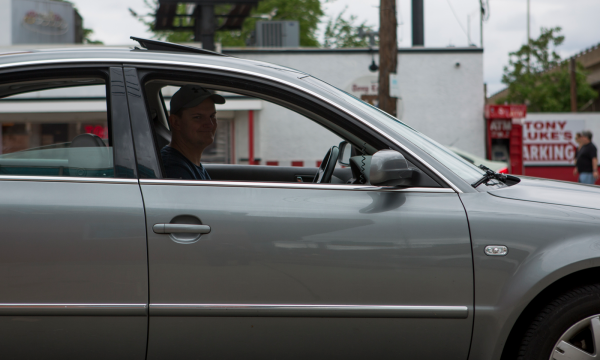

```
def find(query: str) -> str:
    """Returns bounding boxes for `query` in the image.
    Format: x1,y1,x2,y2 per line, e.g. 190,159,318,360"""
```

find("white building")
223,47,484,165
0,0,81,46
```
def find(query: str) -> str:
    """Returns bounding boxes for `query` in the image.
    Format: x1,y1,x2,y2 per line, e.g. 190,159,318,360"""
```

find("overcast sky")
72,0,600,97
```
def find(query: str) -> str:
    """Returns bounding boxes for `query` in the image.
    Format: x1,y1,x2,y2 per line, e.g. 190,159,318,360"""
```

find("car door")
127,68,474,359
0,66,148,359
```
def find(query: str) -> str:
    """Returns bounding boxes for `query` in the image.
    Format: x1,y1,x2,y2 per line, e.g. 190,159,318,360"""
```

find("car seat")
68,133,112,177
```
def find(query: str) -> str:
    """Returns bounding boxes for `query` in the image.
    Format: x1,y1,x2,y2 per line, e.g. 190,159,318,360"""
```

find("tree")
499,26,597,112
55,0,103,44
130,0,323,47
222,0,323,47
129,1,192,43
82,29,103,45
323,6,376,48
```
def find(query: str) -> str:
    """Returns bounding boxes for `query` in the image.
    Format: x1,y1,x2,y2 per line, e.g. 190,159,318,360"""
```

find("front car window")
137,73,440,187
303,77,486,185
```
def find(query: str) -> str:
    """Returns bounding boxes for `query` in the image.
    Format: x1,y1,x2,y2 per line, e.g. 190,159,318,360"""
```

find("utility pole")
526,0,530,45
570,58,578,112
195,4,216,51
526,0,530,72
479,0,489,48
479,0,484,48
379,0,398,116
467,14,471,45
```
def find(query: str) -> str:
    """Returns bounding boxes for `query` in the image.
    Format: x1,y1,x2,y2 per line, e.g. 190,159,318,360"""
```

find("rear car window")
0,80,114,178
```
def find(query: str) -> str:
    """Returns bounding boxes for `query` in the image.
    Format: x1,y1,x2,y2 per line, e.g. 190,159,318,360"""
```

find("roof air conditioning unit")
255,21,300,47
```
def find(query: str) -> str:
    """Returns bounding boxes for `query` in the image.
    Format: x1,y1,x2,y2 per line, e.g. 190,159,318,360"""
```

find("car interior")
143,79,441,187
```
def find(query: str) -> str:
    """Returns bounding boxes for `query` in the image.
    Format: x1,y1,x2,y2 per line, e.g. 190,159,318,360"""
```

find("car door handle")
153,224,211,234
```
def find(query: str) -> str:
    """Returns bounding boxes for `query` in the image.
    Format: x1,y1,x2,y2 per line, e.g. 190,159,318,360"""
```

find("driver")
161,85,226,180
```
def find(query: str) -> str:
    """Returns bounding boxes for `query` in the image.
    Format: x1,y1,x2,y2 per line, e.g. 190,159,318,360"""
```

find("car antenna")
130,36,228,57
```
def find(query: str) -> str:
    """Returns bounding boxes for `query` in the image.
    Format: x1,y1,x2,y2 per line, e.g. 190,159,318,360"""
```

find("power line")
445,0,469,42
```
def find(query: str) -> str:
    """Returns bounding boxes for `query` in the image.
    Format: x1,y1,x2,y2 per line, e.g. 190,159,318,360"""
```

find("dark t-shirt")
161,146,211,180
576,142,598,173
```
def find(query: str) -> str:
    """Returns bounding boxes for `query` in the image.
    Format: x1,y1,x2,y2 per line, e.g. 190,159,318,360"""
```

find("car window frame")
129,65,450,190
0,65,138,180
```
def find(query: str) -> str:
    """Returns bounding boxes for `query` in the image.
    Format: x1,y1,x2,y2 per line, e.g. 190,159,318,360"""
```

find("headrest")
68,133,112,176
71,133,106,148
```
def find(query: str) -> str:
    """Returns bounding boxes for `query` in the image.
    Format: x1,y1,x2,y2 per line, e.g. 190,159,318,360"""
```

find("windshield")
303,77,486,185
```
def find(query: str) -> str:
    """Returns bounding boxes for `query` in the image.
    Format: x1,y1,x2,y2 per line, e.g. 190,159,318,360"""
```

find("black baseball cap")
170,85,226,115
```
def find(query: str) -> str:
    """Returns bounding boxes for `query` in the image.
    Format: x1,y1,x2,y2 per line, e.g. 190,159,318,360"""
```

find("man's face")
171,99,217,149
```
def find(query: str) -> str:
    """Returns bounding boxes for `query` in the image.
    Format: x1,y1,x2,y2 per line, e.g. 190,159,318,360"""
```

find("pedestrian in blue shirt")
161,85,226,180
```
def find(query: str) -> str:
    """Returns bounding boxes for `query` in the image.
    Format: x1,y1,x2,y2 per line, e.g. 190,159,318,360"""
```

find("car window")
0,82,114,178
301,76,487,185
138,75,440,187
158,86,344,167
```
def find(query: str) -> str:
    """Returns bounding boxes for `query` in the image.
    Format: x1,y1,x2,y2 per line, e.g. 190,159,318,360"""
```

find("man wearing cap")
161,85,226,180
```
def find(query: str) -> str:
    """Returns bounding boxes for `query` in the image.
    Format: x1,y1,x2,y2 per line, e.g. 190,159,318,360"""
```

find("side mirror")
369,150,413,186
338,141,351,166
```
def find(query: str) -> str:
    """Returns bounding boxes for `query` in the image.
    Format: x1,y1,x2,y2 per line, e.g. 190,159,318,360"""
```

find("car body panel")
141,181,474,359
1,47,600,359
461,189,600,360
0,179,148,359
489,176,600,210
0,64,146,359
0,316,147,360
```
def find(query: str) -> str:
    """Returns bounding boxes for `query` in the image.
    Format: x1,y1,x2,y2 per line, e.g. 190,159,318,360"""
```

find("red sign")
485,105,527,119
85,125,108,139
522,119,584,165
523,143,577,163
489,119,512,138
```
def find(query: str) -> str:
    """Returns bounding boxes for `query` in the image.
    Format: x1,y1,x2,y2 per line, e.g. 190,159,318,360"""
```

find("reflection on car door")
142,181,473,359
0,67,148,359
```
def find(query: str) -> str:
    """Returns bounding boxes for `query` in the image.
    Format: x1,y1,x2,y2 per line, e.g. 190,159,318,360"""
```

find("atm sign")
489,119,512,138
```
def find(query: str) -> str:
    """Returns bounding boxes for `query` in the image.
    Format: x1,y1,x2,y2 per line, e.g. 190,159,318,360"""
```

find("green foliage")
131,0,323,47
55,0,103,44
129,0,194,43
323,6,375,48
499,27,598,112
237,0,323,47
82,29,103,45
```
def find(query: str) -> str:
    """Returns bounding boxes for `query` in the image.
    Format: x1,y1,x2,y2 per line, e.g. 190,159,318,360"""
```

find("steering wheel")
313,146,340,184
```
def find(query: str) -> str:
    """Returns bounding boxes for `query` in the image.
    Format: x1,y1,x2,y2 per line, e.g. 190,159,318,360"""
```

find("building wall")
226,48,485,160
0,0,12,46
254,101,343,167
398,52,485,157
0,0,77,46
12,0,76,44
526,113,600,144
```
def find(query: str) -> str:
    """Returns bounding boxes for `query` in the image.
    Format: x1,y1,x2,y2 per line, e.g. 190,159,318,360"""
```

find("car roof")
0,45,311,88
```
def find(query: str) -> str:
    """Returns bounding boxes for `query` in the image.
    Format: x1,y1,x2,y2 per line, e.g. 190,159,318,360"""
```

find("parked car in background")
0,38,599,360
450,146,508,173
